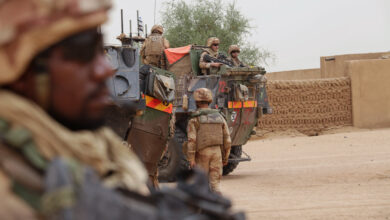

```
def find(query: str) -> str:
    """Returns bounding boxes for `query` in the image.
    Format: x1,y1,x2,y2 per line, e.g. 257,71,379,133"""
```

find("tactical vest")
201,49,219,75
144,34,164,56
196,112,224,151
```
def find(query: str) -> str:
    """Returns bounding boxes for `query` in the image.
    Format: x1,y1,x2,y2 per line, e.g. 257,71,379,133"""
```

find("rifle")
44,158,245,220
203,53,235,67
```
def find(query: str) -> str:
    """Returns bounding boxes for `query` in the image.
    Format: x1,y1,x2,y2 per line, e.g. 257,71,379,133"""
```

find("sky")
102,0,390,72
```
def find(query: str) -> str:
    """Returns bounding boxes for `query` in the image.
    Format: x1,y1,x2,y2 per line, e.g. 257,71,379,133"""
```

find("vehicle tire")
223,145,242,176
158,129,189,182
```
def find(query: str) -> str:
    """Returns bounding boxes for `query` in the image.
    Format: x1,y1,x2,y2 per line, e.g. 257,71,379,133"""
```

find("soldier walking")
186,88,232,193
199,37,223,75
140,25,170,68
228,45,247,67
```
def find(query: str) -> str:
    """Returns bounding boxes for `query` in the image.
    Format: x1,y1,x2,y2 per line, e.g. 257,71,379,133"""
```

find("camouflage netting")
258,77,352,135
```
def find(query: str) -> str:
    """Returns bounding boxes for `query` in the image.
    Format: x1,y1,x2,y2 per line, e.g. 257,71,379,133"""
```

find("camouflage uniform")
186,88,231,193
228,45,247,67
140,25,170,68
0,0,147,218
199,37,220,75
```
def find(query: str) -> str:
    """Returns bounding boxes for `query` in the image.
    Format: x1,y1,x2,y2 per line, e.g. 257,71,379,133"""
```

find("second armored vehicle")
158,46,272,181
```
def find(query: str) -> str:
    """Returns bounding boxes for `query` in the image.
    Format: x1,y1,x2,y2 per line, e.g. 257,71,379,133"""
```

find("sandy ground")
221,128,390,220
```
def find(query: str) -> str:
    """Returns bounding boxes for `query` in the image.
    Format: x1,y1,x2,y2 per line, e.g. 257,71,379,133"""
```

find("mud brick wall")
258,77,353,134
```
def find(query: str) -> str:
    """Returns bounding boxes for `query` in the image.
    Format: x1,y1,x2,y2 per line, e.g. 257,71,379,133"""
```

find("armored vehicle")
158,46,271,181
104,11,176,186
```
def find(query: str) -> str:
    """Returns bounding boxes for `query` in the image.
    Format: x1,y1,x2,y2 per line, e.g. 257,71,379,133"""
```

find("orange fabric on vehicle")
164,45,192,64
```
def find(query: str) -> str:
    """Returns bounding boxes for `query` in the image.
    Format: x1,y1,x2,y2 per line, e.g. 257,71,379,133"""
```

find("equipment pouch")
146,69,175,103
153,74,175,103
234,84,249,101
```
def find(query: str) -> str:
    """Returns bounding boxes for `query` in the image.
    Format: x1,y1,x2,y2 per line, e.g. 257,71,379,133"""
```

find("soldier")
140,25,170,68
199,37,223,75
186,88,232,193
228,45,247,67
0,0,147,218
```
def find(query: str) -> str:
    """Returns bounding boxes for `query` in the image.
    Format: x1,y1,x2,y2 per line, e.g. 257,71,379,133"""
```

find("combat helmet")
193,88,213,103
228,45,241,55
0,0,111,85
151,25,164,34
206,37,220,48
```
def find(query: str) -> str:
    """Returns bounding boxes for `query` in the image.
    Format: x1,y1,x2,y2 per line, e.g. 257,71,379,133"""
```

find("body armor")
144,34,165,56
196,112,224,151
199,48,219,75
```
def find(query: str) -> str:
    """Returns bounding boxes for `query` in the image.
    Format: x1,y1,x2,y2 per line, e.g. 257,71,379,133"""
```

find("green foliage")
161,0,273,66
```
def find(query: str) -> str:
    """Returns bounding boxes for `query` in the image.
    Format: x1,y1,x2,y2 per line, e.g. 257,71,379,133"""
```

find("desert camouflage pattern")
0,90,148,218
229,56,246,67
228,45,241,54
186,108,231,192
0,0,111,85
228,45,247,67
195,146,223,192
206,37,220,48
196,112,224,150
0,0,148,217
140,33,170,67
199,48,219,75
0,158,37,219
199,37,221,74
151,24,164,34
193,88,213,102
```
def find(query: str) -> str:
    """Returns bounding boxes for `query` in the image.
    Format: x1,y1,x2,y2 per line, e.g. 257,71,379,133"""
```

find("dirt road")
221,128,390,220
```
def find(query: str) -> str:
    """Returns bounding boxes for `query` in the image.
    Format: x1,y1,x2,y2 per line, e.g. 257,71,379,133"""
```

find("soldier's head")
151,25,164,34
228,45,241,58
206,37,220,52
193,88,213,108
0,0,113,130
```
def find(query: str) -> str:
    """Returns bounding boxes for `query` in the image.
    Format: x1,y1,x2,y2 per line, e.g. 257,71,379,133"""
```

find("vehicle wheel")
223,145,242,176
158,129,189,182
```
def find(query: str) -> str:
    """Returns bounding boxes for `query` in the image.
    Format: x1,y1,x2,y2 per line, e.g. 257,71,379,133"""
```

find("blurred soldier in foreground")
0,0,147,218
228,45,247,67
186,88,232,193
0,1,244,219
140,25,170,68
199,37,223,75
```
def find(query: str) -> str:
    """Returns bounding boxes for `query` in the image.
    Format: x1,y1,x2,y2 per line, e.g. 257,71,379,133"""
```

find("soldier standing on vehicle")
186,88,231,193
140,25,170,68
228,45,247,67
0,0,148,218
199,37,223,75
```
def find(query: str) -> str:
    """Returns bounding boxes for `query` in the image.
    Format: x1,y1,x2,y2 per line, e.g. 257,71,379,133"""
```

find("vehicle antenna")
154,0,156,25
120,9,124,34
129,20,132,38
137,10,140,37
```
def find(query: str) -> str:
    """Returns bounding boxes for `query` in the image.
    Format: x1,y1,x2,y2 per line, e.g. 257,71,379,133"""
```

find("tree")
161,0,273,66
